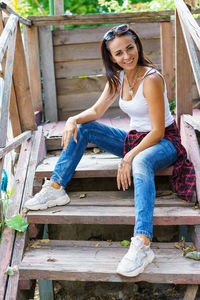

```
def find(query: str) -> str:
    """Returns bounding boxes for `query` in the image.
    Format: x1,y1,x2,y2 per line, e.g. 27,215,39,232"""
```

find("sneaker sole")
25,196,70,211
116,251,155,277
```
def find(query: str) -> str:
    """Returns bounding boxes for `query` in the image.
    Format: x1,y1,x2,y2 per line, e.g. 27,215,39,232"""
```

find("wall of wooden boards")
52,21,200,121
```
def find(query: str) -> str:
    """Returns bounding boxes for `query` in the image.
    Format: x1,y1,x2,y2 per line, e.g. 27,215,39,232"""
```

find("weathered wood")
24,26,42,112
160,22,174,101
9,81,22,138
175,10,193,126
27,200,200,225
0,138,33,300
189,225,200,251
0,14,18,63
13,23,37,131
35,151,173,180
29,15,171,27
0,2,32,26
0,22,17,148
54,0,64,30
39,26,58,122
174,0,200,51
5,127,46,300
19,240,200,284
180,115,200,203
0,130,32,159
177,14,200,96
183,285,199,300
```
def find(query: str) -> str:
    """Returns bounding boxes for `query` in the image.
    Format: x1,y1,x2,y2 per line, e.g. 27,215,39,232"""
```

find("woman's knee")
132,151,153,175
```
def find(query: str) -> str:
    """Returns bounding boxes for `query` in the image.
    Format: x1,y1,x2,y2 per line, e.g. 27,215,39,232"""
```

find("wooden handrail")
0,2,32,26
0,14,18,63
175,0,200,51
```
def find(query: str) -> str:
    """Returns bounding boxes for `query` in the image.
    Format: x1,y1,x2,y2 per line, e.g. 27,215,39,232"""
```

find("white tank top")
119,68,174,132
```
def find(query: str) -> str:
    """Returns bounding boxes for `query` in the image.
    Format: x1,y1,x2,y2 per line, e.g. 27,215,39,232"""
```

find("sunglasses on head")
104,24,129,41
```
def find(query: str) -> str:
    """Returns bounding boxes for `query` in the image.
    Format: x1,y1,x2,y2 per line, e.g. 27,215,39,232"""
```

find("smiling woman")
24,24,196,279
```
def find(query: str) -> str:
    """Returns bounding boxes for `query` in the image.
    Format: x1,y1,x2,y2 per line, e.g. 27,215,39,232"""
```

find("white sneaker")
24,180,70,210
117,236,155,277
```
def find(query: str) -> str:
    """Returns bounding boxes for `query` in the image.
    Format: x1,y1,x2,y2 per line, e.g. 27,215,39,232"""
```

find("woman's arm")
62,82,119,150
117,73,165,191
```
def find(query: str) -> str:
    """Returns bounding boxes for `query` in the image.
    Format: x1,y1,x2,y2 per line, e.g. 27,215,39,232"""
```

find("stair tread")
20,240,200,284
26,190,199,225
35,152,173,179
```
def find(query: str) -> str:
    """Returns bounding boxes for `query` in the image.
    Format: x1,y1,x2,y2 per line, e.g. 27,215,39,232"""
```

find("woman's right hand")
61,118,78,151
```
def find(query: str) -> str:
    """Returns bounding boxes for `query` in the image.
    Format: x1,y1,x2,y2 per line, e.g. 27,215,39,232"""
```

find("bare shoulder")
143,71,164,98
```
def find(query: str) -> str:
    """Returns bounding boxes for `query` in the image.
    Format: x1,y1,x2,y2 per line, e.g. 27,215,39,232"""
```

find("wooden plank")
0,22,17,148
39,26,58,122
0,137,33,300
175,10,193,126
13,23,37,131
53,23,162,45
0,14,18,63
19,240,200,284
0,130,32,159
29,15,171,27
54,0,64,30
174,0,200,51
5,127,46,300
178,14,200,97
26,203,200,225
160,22,174,101
35,152,173,180
180,115,200,203
9,81,22,138
0,2,32,26
183,285,199,300
25,26,42,112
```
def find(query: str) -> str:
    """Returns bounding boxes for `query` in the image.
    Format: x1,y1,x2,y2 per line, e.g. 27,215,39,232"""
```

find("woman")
25,25,195,277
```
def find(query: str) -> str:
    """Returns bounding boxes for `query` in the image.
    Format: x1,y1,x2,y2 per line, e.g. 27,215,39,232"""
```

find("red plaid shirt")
123,121,196,201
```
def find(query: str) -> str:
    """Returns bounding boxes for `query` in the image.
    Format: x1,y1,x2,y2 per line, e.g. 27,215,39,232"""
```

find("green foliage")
6,215,29,233
120,240,130,246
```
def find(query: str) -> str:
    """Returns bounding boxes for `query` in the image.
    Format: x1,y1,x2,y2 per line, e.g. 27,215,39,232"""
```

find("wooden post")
54,0,64,30
12,23,37,131
175,9,192,127
160,22,174,101
39,26,58,122
24,26,42,112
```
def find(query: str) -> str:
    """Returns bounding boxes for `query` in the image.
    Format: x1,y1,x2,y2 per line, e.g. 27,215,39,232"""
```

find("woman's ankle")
136,234,150,246
51,180,61,189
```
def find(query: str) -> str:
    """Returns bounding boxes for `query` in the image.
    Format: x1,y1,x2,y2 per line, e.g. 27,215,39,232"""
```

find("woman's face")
108,34,139,72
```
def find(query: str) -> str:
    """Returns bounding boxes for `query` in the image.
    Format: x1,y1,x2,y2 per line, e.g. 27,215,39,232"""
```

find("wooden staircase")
16,117,200,299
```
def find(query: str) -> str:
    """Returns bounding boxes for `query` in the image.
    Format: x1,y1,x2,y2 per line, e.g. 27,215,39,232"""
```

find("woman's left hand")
117,156,132,191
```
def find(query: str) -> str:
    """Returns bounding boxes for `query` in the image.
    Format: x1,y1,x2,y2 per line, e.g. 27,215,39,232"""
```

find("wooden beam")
174,0,200,51
54,0,64,30
175,10,192,126
0,23,17,148
12,23,37,131
39,26,58,122
0,14,18,63
0,2,32,26
177,14,200,97
9,81,22,139
160,22,174,101
0,131,32,159
5,127,46,300
24,26,42,112
183,285,198,300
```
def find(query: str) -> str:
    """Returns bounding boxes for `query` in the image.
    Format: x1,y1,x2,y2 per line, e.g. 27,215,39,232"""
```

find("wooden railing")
0,5,37,216
175,0,200,204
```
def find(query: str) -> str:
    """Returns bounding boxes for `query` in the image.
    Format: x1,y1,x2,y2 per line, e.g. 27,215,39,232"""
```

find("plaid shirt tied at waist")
123,121,196,201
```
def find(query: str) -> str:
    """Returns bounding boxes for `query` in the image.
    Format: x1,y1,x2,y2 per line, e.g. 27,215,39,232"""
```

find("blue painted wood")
38,224,54,300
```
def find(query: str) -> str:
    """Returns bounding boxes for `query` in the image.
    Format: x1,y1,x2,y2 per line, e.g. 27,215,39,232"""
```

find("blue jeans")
51,121,177,240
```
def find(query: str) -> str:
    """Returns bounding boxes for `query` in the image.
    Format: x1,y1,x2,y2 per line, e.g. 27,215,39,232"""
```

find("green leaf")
5,267,14,276
185,251,200,261
6,215,29,233
120,240,130,246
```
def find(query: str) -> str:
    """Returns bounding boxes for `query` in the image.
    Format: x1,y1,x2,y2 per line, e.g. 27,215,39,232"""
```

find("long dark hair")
101,27,156,94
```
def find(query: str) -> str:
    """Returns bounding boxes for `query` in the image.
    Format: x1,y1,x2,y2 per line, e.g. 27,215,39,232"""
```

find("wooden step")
35,152,173,180
26,190,199,225
19,240,200,284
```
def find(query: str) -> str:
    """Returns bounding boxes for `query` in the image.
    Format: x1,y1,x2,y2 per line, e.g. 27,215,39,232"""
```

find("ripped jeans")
51,121,177,240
